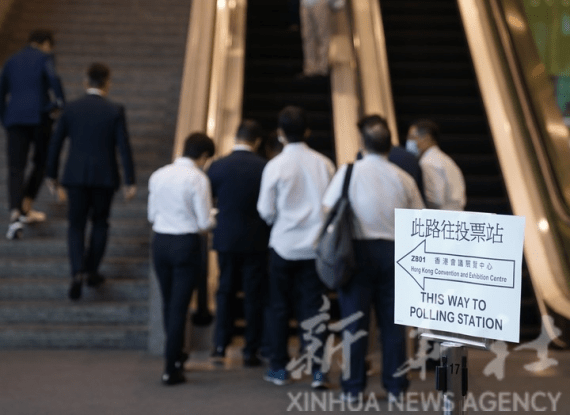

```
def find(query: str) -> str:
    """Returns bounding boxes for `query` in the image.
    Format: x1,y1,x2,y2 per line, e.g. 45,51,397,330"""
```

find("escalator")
242,0,336,163
381,0,508,215
378,0,541,339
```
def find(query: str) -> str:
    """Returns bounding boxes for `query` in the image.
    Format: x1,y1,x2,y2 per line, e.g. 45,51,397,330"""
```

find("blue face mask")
406,139,420,156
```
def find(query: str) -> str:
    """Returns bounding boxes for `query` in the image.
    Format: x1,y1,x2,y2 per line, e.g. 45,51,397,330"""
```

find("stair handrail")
346,0,399,146
457,0,570,337
173,0,218,159
204,0,247,157
489,0,570,227
173,0,247,159
329,4,361,166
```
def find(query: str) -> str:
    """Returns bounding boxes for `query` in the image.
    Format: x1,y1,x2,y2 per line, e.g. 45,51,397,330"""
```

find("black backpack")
315,164,355,290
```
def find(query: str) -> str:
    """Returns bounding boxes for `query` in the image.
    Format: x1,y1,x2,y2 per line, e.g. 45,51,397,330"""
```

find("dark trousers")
66,186,115,277
289,0,300,26
213,251,267,356
152,232,201,374
268,249,327,371
6,117,52,211
337,239,409,396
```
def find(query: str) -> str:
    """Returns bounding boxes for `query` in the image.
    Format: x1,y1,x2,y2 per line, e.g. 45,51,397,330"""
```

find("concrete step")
0,301,149,325
0,237,149,258
0,278,149,301
0,0,189,350
0,219,151,239
0,257,149,279
0,324,148,349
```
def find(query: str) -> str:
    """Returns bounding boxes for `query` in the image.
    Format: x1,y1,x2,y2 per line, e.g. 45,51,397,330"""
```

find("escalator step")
394,96,483,114
389,62,473,78
392,79,479,96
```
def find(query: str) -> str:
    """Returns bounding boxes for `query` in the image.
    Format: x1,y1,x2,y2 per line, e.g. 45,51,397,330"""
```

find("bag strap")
341,163,354,199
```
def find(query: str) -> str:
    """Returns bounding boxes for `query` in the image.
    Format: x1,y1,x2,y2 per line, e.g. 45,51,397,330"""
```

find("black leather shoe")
68,274,83,300
175,352,189,370
243,354,263,368
210,346,225,364
86,272,105,288
161,369,186,386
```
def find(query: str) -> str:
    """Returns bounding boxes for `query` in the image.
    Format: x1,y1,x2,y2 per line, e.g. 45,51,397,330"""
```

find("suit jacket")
46,93,135,189
0,46,65,128
389,145,424,198
207,149,270,253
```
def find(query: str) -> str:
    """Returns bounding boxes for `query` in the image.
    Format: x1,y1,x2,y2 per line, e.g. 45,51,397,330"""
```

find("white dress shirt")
257,142,335,260
148,157,216,234
420,146,466,211
322,153,425,241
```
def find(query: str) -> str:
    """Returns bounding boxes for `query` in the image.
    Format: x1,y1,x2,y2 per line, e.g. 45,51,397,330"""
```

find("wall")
0,0,15,31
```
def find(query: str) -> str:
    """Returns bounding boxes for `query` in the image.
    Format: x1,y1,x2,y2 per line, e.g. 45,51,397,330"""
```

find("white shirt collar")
233,144,253,152
174,157,197,168
363,152,389,161
86,88,104,96
283,142,308,152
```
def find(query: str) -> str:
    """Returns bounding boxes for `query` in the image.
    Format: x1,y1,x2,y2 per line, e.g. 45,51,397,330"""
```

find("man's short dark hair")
412,119,440,144
278,106,307,143
236,119,263,144
357,114,392,154
87,63,111,88
183,132,215,159
28,29,54,46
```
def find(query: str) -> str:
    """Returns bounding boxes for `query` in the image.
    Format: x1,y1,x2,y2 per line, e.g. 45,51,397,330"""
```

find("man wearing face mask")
405,119,466,211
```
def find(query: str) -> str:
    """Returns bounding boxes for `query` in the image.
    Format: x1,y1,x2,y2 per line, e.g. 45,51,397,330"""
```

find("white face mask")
406,139,420,156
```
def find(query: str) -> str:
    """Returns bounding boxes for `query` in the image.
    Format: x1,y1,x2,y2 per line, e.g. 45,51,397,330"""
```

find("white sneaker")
20,209,46,224
6,221,24,240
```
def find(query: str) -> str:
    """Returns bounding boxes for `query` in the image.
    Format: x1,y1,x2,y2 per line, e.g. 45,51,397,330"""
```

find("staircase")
0,0,190,348
379,0,540,339
243,0,335,162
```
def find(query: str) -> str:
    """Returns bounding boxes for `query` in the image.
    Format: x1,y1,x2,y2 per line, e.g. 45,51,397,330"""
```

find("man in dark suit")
0,29,65,239
207,120,270,366
46,62,136,300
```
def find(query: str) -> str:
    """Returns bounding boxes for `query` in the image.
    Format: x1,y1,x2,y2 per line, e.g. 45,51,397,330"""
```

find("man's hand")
123,185,137,201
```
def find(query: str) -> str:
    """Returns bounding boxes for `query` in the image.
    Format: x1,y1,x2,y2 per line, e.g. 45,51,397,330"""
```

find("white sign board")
395,209,525,343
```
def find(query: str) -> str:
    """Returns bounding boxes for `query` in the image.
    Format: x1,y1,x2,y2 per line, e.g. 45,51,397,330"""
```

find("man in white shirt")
147,132,216,385
257,106,335,387
405,119,466,211
322,115,424,401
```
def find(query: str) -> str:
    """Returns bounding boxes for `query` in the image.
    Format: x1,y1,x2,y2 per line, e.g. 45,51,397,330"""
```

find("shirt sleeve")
46,110,68,179
147,173,156,224
322,164,347,209
115,106,136,186
194,174,216,231
0,65,7,125
257,163,277,225
422,162,446,210
44,55,65,107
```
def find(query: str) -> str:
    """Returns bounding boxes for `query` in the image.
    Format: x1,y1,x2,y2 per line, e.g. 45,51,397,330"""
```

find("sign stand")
436,342,468,415
395,209,525,414
421,330,490,415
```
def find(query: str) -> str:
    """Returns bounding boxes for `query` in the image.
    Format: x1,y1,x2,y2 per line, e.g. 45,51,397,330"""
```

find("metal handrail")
490,0,570,227
173,0,218,158
458,0,570,334
347,0,399,146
